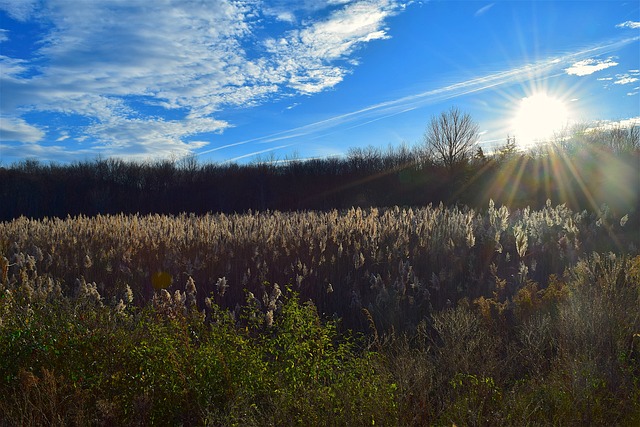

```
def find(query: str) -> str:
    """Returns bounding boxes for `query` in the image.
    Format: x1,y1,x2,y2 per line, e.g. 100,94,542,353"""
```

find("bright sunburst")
512,93,570,148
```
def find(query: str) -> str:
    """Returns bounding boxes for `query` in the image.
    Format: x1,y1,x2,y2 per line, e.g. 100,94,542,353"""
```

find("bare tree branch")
423,107,479,171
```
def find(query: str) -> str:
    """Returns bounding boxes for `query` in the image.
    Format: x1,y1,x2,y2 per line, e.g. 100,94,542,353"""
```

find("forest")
1,121,639,425
1,122,638,221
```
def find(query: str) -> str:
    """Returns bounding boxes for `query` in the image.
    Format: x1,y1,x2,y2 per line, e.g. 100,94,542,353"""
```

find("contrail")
198,35,638,158
221,144,294,163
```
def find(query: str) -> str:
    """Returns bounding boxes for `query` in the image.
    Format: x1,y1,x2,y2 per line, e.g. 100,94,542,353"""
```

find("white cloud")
274,10,296,23
0,29,8,42
475,3,495,17
31,0,257,113
0,55,30,78
616,21,640,29
0,142,98,163
613,70,640,85
615,76,639,85
55,132,69,142
0,0,38,21
0,116,45,143
565,58,618,76
264,0,400,94
83,116,229,160
263,0,356,23
1,0,406,160
588,117,640,132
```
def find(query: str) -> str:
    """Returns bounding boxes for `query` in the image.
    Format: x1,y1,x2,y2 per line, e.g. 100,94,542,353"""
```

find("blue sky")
1,0,638,165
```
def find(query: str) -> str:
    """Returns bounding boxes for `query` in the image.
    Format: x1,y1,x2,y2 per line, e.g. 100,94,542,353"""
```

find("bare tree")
423,107,479,171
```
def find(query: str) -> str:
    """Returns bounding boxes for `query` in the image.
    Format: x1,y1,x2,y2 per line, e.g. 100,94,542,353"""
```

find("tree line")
1,109,638,221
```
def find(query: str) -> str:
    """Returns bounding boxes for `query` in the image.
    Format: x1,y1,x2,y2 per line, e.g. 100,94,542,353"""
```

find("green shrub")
0,274,396,425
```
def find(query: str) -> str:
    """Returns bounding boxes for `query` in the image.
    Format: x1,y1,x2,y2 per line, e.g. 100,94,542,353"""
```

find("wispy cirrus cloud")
223,144,294,164
201,36,638,154
565,58,619,76
83,116,228,160
616,21,640,29
0,0,38,21
0,116,45,143
475,3,495,17
0,0,407,160
263,0,399,94
0,0,255,153
263,0,356,23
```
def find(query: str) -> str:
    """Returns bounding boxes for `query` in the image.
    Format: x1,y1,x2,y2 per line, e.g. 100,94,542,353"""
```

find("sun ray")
504,156,531,207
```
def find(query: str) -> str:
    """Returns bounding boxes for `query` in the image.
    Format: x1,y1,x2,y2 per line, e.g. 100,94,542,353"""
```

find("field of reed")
1,202,639,425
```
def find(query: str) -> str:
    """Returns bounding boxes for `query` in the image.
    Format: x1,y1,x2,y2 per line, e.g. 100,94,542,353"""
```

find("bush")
0,275,396,425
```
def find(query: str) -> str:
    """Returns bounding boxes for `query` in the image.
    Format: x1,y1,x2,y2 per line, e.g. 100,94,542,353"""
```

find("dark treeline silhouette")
1,123,638,221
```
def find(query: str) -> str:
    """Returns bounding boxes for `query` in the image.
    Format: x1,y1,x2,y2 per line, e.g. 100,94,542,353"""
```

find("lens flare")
151,271,173,290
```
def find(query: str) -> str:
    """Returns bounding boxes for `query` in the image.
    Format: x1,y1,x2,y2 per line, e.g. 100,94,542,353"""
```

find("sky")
0,0,639,165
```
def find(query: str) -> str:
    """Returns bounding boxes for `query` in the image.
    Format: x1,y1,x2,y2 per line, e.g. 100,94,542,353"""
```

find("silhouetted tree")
423,107,479,171
1,121,638,220
473,146,486,164
496,135,518,162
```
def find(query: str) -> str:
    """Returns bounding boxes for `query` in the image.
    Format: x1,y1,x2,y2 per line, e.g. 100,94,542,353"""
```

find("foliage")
1,200,638,424
375,253,640,426
0,276,396,426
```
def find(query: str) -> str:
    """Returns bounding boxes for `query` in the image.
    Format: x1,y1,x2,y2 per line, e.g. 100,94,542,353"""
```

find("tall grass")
1,203,638,425
1,202,634,333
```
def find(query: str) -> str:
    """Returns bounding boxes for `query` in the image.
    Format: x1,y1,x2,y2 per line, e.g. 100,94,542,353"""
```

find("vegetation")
0,280,396,425
1,117,638,424
1,201,636,329
422,106,479,172
1,123,637,220
1,201,639,425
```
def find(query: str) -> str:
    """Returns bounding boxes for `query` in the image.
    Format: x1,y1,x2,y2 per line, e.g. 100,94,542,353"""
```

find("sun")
511,93,570,148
